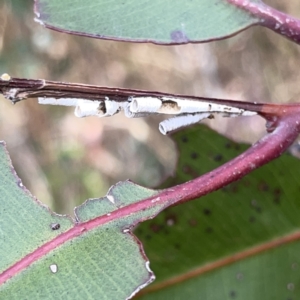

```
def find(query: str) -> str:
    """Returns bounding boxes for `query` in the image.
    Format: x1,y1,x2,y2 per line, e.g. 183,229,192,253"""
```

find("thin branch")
228,0,300,44
0,75,263,111
0,75,272,135
151,110,300,206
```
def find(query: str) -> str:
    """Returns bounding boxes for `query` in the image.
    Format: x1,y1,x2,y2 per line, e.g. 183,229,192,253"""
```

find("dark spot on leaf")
235,144,241,150
222,186,229,192
229,184,239,193
255,207,262,213
225,142,232,149
273,197,281,204
181,136,188,143
164,229,170,235
145,234,152,240
174,243,181,250
214,154,223,162
189,219,198,227
273,188,281,195
243,179,251,187
191,152,198,160
258,181,269,192
203,208,211,216
205,227,213,233
230,291,237,298
170,30,189,43
249,216,256,223
273,188,281,204
150,223,162,233
50,223,60,230
182,165,199,177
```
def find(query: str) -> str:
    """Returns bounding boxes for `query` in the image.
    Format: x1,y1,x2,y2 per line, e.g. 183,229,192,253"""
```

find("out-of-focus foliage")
1,1,300,214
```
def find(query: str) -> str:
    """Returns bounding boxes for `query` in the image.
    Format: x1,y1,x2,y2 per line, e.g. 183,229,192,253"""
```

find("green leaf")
135,125,300,299
0,141,163,299
34,0,259,44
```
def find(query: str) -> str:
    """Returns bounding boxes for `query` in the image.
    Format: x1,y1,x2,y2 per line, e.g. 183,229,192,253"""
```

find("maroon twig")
228,0,300,44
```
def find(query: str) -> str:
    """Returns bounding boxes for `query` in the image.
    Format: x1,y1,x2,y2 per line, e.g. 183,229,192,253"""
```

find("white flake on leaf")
107,195,115,204
49,264,58,273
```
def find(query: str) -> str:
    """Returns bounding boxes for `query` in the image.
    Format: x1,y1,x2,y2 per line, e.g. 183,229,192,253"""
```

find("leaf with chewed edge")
34,0,260,44
0,141,165,299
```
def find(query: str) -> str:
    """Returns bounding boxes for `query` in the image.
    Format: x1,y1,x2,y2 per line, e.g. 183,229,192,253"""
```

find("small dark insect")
50,223,60,230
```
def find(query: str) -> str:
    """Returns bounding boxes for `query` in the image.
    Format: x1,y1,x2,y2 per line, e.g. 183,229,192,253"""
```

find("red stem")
228,0,300,45
155,109,300,206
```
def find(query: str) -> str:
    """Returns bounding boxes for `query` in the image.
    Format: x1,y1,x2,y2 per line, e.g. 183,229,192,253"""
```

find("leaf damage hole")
165,214,177,227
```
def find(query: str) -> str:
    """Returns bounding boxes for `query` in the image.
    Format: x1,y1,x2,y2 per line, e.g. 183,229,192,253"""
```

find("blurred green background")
1,0,300,214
